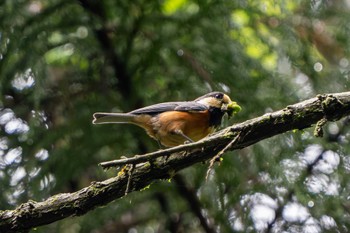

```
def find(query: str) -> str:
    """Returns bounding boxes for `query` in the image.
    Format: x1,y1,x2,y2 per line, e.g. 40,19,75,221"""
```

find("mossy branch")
1,92,350,233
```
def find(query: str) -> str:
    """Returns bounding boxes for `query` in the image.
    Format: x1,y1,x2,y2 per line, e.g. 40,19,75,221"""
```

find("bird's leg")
173,129,194,144
156,140,165,149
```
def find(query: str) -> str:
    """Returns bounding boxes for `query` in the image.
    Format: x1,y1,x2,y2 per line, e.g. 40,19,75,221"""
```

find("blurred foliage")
1,0,350,232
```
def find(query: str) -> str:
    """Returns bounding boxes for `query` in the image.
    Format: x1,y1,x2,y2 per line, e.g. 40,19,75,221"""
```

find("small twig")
314,117,328,137
99,134,223,169
125,164,135,195
206,133,241,180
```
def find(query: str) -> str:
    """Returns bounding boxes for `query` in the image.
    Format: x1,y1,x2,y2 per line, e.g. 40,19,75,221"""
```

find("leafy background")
1,0,350,232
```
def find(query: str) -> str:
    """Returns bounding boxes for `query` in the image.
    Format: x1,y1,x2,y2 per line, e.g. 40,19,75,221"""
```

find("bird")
92,92,241,147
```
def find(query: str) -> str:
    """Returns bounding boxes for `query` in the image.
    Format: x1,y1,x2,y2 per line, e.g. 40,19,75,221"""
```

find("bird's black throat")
208,107,225,127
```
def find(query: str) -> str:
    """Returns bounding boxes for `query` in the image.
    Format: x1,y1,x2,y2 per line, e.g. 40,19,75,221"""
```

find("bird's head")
195,92,241,117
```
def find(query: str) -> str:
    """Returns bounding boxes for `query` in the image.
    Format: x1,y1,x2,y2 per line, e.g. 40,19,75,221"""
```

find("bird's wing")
130,101,208,115
174,102,208,112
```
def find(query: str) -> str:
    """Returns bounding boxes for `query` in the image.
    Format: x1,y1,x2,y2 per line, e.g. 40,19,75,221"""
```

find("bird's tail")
92,112,135,124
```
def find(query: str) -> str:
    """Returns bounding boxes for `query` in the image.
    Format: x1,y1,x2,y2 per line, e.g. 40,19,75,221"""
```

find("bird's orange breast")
131,110,214,147
154,111,213,147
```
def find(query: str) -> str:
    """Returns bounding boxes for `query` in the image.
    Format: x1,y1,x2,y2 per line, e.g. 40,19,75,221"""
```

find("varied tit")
93,92,241,147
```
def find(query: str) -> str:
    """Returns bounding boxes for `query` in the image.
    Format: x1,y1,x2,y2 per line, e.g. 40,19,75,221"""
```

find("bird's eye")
214,93,224,99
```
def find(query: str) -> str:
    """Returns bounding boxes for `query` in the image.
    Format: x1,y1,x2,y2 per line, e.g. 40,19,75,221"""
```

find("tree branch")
174,174,216,233
1,92,350,232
